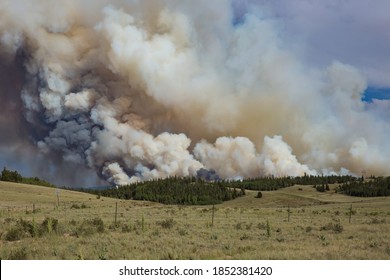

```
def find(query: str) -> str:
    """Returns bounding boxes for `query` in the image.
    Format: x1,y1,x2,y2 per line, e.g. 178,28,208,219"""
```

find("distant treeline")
87,174,367,205
0,167,56,188
2,164,389,202
89,177,245,205
223,174,359,191
336,176,390,197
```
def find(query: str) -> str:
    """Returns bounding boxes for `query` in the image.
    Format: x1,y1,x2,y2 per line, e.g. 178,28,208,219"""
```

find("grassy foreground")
0,181,389,259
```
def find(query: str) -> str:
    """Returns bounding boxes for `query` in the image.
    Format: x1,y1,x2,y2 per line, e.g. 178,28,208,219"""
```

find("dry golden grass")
0,181,389,259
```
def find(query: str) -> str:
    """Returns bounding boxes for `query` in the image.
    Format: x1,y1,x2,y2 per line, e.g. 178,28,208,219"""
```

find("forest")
0,167,57,188
336,176,390,197
89,177,245,205
221,174,359,191
2,166,389,205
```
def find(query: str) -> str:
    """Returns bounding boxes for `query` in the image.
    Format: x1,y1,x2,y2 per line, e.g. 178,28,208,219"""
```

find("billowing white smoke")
0,0,389,186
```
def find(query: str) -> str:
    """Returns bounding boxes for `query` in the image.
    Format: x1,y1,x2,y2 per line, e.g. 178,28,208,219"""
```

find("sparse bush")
320,222,343,233
237,246,254,253
332,223,343,233
162,250,178,260
178,228,188,236
367,218,386,224
210,234,218,240
157,218,175,229
5,227,24,241
8,247,28,260
121,224,132,233
369,241,378,248
30,219,39,237
41,217,59,234
98,246,108,260
257,222,267,230
109,223,119,231
245,223,253,230
234,222,243,230
318,235,326,241
76,218,105,236
4,218,42,241
4,217,15,224
240,233,250,240
91,218,105,233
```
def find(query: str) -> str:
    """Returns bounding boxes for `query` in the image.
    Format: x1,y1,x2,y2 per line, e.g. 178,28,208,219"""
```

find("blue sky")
363,87,390,102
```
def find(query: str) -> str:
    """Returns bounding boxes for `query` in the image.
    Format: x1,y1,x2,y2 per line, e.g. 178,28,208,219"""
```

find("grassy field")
0,181,389,259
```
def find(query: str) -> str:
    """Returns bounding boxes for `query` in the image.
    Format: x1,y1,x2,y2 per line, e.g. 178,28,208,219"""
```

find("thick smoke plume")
0,0,389,186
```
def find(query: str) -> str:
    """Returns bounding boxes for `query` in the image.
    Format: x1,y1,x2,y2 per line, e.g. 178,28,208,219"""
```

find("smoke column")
0,0,389,186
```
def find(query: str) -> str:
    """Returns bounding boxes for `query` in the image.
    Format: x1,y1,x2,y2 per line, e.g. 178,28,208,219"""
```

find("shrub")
305,226,313,233
332,223,343,233
257,222,267,230
367,218,386,224
245,223,253,230
121,224,132,233
240,233,250,240
5,227,25,241
91,218,105,233
41,217,59,234
76,218,105,236
255,191,263,198
320,222,343,233
8,247,28,260
178,228,188,236
4,218,41,241
157,218,175,229
30,219,39,237
234,222,243,230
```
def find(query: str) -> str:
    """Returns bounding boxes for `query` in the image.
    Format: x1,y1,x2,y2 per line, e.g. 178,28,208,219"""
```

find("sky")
234,0,390,94
0,0,389,187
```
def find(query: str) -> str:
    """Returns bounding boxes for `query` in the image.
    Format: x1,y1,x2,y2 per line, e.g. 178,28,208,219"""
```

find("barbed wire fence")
0,199,379,230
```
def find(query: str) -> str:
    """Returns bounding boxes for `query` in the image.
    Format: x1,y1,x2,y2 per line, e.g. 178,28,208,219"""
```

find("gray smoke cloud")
0,0,389,186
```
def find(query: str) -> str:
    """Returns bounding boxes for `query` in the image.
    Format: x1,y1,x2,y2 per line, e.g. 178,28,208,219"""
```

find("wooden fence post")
115,202,118,226
211,204,215,227
349,204,353,224
288,205,291,222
